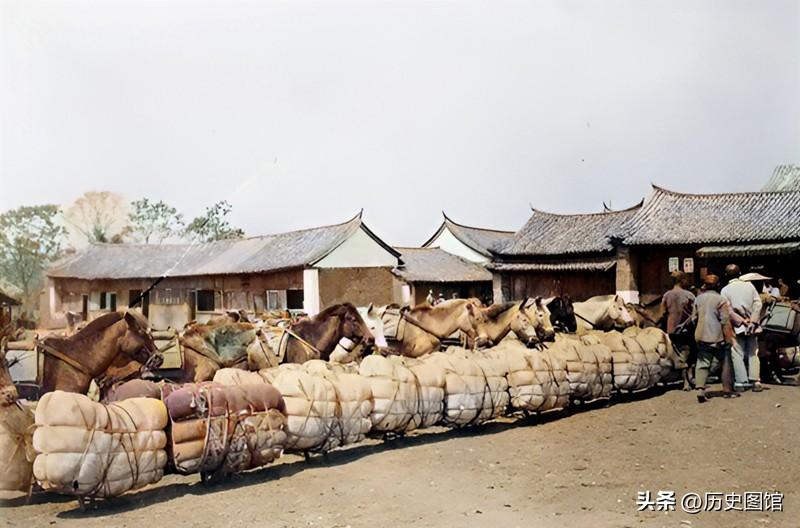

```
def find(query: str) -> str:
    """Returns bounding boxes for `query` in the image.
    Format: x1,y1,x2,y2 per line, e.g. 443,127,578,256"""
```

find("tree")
128,198,185,244
63,191,129,244
0,205,67,305
184,200,245,242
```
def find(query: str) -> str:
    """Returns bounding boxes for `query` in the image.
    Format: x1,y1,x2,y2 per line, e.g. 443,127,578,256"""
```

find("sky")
1,0,798,247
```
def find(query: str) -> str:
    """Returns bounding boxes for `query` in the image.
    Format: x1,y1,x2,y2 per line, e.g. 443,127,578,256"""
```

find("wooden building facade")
42,213,404,329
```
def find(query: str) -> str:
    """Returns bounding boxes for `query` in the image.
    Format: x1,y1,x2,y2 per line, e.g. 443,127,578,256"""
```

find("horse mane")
484,302,516,319
314,302,358,319
46,311,125,347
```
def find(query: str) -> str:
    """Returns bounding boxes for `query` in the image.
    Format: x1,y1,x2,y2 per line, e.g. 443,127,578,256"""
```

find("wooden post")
615,245,639,304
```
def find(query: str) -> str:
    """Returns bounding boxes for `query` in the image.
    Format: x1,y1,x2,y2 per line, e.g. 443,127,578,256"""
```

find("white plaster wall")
314,227,398,268
427,228,488,263
303,268,320,315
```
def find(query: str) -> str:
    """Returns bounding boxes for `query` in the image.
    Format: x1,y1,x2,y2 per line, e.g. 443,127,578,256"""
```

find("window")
287,289,304,310
266,290,280,310
196,290,216,312
99,292,116,311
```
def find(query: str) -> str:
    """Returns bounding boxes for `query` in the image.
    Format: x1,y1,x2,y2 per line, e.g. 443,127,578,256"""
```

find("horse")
626,296,666,329
474,300,542,348
382,299,486,358
572,295,635,333
543,295,577,333
521,297,556,342
181,303,376,382
37,311,162,400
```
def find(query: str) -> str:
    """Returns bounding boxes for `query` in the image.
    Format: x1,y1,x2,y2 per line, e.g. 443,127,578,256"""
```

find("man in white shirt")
721,264,763,392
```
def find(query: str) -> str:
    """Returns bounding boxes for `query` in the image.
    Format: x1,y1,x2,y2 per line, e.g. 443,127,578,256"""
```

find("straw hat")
740,272,772,282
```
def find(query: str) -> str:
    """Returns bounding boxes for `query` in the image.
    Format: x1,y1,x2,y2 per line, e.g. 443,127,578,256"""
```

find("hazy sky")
2,0,798,246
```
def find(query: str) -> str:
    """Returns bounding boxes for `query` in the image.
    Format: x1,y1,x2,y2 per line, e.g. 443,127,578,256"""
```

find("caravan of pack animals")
2,172,800,512
2,282,800,507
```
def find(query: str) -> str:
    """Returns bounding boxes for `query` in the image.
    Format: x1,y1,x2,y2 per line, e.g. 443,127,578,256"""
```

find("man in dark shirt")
692,274,737,402
662,271,696,389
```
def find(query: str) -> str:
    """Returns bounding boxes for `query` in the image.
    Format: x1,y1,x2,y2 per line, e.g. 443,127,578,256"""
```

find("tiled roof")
423,213,514,257
487,256,617,272
619,186,800,246
696,242,800,258
393,248,492,282
494,202,642,256
762,164,800,192
48,213,399,280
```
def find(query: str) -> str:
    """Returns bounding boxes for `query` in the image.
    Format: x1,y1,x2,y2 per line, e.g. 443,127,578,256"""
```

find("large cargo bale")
490,341,570,413
623,327,680,383
162,382,287,475
550,336,614,402
32,392,168,498
589,330,662,391
262,364,339,452
399,356,446,429
303,361,373,446
358,355,419,433
0,402,35,491
422,349,507,426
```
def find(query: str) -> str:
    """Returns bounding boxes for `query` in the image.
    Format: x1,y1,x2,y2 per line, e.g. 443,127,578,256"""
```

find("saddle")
761,302,800,336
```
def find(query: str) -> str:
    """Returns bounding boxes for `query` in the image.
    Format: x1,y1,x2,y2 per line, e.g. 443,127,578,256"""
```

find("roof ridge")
530,199,643,217
442,212,515,234
651,184,800,199
88,212,363,248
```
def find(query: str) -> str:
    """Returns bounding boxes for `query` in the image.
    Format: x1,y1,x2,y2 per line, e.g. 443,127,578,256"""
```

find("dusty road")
2,384,797,528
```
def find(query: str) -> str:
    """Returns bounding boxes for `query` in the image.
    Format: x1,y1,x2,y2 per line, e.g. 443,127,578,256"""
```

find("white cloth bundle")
33,392,168,498
623,327,679,383
450,347,510,421
490,341,570,413
261,365,339,452
213,368,266,386
358,355,419,433
400,357,446,429
589,331,661,391
550,336,614,402
303,361,373,446
421,349,503,427
0,402,35,491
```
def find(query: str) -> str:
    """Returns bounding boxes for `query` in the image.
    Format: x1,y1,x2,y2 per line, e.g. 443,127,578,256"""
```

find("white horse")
572,295,635,334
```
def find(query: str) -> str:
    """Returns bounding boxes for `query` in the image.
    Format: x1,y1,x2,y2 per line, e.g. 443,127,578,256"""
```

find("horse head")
0,345,18,405
509,299,542,348
523,297,556,342
358,303,388,349
336,303,375,356
545,296,577,333
118,311,163,371
464,302,491,348
608,296,635,329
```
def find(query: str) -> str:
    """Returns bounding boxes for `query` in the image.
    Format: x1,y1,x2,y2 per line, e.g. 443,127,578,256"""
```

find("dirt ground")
1,383,797,528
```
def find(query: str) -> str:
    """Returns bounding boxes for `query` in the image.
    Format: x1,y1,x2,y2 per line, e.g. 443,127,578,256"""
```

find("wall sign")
683,258,694,273
668,257,679,272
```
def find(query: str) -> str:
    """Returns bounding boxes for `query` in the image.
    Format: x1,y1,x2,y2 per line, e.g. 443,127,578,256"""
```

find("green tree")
128,198,185,244
0,205,67,304
184,200,244,242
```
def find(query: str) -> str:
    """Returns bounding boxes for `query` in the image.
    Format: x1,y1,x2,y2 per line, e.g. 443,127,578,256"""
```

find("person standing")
661,271,696,390
692,274,737,402
721,264,764,392
777,278,790,298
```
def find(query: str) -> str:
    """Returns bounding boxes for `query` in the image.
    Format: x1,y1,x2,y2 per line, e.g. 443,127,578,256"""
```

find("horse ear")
123,310,139,331
535,296,543,308
518,298,528,310
367,302,374,315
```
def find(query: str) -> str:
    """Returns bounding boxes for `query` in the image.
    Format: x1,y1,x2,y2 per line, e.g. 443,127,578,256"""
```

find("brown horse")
37,311,162,400
179,303,375,382
383,299,485,358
